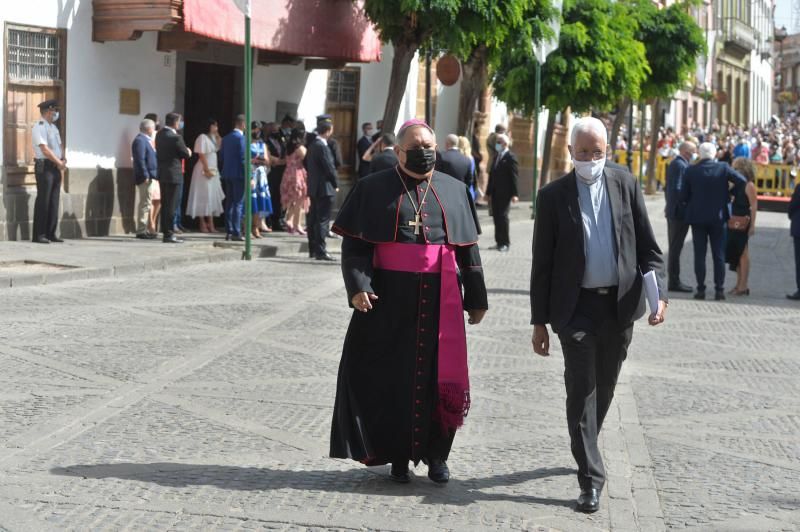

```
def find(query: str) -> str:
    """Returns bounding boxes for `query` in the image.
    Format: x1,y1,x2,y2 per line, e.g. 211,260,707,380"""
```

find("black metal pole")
626,102,634,173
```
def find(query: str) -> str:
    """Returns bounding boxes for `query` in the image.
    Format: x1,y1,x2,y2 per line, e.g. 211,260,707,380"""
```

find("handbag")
727,214,750,232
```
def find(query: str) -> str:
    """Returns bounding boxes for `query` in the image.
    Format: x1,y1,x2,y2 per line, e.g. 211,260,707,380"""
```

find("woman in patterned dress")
280,127,310,235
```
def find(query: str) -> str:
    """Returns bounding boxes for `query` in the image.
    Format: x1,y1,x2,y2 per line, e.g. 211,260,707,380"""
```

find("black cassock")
329,167,488,466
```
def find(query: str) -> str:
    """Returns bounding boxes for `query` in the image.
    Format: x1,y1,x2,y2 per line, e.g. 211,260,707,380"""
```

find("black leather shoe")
47,235,64,243
787,292,800,301
136,233,150,240
33,237,50,244
315,253,336,262
669,282,693,293
162,236,184,244
427,460,450,484
693,291,705,300
714,290,726,301
576,488,600,513
389,462,410,483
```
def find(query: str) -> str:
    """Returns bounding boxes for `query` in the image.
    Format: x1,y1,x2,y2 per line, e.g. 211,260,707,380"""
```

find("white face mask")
691,153,699,161
52,111,60,122
573,157,605,184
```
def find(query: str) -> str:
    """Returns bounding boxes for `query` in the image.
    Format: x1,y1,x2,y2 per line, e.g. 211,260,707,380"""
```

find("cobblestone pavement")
0,197,798,531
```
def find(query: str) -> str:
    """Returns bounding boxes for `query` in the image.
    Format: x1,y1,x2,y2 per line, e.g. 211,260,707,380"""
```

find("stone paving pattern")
0,197,799,531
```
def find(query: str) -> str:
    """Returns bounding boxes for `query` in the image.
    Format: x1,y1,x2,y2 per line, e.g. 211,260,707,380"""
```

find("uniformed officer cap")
38,99,59,111
316,114,333,124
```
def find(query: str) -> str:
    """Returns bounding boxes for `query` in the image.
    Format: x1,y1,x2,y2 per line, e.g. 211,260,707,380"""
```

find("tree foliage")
493,0,649,116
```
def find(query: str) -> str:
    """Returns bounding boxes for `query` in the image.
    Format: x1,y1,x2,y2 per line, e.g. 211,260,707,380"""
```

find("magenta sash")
373,242,470,430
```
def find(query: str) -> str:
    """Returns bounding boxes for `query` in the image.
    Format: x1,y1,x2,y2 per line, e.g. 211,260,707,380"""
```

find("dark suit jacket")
438,149,474,188
531,163,666,333
680,159,746,225
219,130,246,181
665,156,689,220
789,183,800,238
487,150,519,205
307,137,338,198
357,135,372,178
369,149,398,174
155,128,191,184
131,133,157,185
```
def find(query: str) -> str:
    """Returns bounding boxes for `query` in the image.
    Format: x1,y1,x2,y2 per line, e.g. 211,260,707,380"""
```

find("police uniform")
31,99,64,243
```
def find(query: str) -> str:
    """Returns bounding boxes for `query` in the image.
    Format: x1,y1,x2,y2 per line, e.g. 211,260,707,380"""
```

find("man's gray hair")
140,119,155,133
698,142,716,160
570,116,608,146
445,134,459,147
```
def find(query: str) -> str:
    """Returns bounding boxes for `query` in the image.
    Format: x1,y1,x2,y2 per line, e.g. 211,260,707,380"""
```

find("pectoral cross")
408,214,422,235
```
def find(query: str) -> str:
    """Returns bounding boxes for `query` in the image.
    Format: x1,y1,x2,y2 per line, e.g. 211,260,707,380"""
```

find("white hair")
140,119,155,133
570,117,608,146
445,134,459,147
698,142,716,160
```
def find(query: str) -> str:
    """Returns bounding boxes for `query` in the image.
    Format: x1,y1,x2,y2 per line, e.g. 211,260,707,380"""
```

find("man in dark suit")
306,121,338,261
219,114,247,241
317,114,342,170
531,117,667,514
680,142,746,300
155,112,192,243
132,118,158,239
357,122,374,179
664,141,696,292
367,133,399,173
486,134,519,252
786,182,800,300
267,118,290,231
439,134,473,187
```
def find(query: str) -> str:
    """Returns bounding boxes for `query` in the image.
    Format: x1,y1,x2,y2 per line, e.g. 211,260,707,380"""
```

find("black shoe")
47,235,64,243
669,282,693,293
427,459,450,484
787,292,800,301
576,488,600,513
231,235,245,242
714,290,726,301
33,237,50,244
162,236,184,244
497,245,510,252
389,462,410,483
315,253,336,262
693,291,705,300
136,233,150,240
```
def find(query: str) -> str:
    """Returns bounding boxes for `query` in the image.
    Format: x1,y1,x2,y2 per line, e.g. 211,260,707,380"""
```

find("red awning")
183,0,382,63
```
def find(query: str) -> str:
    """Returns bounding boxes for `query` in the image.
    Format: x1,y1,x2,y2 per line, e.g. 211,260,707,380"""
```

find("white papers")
643,271,660,315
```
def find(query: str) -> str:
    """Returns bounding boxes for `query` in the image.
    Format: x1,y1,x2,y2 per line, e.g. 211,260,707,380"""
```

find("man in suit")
219,114,247,241
486,134,519,252
680,142,746,300
786,182,800,300
664,141,696,292
357,122,374,179
317,114,342,170
531,117,667,514
306,121,338,261
368,132,399,173
155,112,192,244
267,118,291,231
486,123,507,170
132,118,158,239
438,134,473,187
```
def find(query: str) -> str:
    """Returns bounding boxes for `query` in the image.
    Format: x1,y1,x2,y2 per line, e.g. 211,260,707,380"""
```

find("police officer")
31,99,66,244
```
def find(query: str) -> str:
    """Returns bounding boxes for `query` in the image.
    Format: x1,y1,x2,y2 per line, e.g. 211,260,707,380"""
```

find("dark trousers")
32,161,61,240
160,183,181,240
222,178,245,236
691,222,726,292
267,167,285,229
794,237,800,292
492,199,511,247
173,180,184,228
558,289,633,491
307,195,333,258
666,217,690,285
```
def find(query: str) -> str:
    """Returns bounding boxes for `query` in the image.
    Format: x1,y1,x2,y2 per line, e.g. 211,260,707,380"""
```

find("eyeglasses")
573,150,606,162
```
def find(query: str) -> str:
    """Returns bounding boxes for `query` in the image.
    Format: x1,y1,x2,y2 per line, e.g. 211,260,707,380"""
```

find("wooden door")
326,68,360,180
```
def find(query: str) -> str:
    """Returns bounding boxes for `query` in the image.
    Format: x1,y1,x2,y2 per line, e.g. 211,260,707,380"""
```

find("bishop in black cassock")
329,119,488,483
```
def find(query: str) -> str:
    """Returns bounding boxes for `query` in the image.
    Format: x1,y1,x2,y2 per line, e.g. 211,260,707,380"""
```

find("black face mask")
404,147,436,175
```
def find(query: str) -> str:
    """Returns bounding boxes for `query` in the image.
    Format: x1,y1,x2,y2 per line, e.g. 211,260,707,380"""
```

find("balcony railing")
721,17,755,54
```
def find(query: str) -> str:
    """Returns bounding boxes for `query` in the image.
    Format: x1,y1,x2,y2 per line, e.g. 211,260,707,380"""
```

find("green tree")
493,0,649,184
632,0,706,192
361,0,539,132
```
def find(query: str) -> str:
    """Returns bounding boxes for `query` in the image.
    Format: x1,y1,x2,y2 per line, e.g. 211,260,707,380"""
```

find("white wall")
433,81,459,140
355,44,394,132
251,63,323,127
1,0,177,170
296,69,328,128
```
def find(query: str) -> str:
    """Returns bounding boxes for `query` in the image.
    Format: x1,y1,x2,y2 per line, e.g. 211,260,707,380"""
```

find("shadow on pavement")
50,463,575,507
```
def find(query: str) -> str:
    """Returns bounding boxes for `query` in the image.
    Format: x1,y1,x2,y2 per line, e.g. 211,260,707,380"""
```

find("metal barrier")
754,164,796,197
613,150,669,188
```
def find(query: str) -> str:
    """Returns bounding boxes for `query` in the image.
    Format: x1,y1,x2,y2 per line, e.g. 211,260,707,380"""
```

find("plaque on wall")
119,89,141,115
276,100,298,123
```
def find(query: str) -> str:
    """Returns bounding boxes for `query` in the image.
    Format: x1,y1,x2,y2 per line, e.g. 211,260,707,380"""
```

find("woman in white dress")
186,119,224,232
